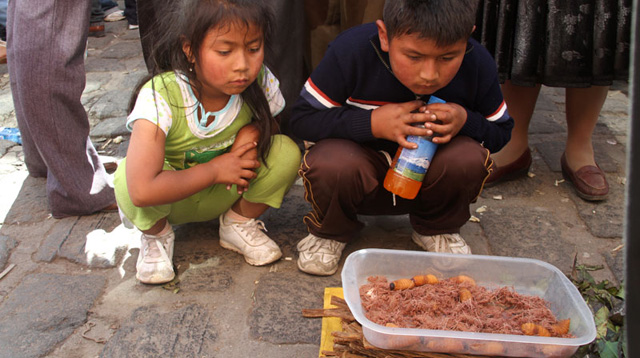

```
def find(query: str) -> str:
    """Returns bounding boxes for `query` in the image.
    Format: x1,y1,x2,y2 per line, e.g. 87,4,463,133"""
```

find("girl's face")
183,21,264,108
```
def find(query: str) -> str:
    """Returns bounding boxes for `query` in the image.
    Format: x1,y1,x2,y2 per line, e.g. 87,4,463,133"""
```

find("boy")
289,0,513,275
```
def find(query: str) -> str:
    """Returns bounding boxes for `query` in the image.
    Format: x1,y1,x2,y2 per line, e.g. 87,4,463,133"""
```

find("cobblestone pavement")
0,17,629,358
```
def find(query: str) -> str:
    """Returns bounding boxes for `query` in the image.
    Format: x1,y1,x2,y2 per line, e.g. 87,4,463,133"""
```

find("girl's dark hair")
383,0,479,47
129,0,278,163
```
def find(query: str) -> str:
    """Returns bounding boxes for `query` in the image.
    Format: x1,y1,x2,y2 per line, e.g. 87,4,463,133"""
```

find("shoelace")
299,236,343,253
234,219,268,242
142,238,164,261
433,235,466,252
142,231,172,262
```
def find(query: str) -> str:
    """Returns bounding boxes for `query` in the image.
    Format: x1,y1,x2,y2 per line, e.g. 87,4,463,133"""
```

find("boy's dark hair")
129,0,278,163
383,0,479,47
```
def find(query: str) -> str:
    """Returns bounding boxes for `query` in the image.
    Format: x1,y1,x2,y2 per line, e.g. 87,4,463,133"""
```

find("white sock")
155,221,172,236
223,209,251,225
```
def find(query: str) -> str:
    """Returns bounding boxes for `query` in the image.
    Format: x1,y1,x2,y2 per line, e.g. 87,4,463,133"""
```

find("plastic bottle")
383,96,444,200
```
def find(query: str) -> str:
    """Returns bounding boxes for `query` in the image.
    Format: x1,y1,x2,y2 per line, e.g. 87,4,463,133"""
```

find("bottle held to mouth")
383,96,444,200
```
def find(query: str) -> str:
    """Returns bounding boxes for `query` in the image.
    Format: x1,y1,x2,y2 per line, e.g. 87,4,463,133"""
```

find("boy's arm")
289,93,374,142
289,48,375,143
458,79,514,153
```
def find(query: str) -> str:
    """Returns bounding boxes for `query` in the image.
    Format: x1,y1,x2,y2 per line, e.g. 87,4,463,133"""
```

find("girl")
114,0,301,284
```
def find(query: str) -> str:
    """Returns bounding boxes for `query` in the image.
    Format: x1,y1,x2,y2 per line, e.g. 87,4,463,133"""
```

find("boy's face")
377,20,468,95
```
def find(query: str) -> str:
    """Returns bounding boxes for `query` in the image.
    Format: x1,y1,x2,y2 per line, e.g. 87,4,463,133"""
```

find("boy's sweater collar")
368,32,394,76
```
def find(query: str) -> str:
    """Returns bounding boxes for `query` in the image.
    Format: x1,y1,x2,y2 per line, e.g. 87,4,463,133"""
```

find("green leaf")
595,306,610,339
615,284,626,300
597,339,620,358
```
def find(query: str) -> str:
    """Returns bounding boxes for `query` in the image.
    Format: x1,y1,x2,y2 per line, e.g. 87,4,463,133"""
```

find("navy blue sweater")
289,23,513,154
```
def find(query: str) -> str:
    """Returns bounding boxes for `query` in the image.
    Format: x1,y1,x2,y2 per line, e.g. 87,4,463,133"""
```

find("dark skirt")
473,0,631,87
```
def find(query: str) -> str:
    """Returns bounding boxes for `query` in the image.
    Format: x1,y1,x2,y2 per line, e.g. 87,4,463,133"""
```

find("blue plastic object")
0,127,22,144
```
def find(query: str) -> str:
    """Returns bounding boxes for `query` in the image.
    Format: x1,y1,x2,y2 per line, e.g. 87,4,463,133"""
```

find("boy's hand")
371,100,436,149
210,142,260,193
419,102,467,144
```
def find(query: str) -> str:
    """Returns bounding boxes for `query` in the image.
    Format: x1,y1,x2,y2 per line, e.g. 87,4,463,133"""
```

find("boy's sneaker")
219,215,282,266
136,227,175,284
297,234,346,276
128,24,139,30
411,232,472,254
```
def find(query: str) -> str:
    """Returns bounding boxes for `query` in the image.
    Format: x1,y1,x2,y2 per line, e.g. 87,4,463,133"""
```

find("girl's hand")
228,124,260,193
211,141,260,194
371,100,436,149
419,102,467,144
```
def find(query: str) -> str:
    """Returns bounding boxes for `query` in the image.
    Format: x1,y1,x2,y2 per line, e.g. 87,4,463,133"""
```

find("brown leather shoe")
560,153,609,201
486,147,532,186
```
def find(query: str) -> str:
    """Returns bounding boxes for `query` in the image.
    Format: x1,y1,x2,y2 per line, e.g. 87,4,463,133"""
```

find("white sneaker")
297,234,346,276
219,215,282,266
104,10,125,22
136,227,175,284
411,232,472,254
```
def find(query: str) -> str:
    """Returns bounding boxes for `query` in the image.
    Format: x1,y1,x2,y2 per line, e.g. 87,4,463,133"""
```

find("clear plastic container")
341,249,596,358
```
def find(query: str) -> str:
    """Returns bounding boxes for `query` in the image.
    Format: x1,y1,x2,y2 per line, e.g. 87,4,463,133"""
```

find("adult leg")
89,0,105,36
8,0,115,218
564,86,609,170
491,80,541,165
124,0,138,27
560,86,610,200
0,0,6,40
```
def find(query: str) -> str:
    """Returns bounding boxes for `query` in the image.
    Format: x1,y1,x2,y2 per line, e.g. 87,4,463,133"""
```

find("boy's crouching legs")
297,233,346,276
411,232,471,254
410,136,491,254
297,139,385,275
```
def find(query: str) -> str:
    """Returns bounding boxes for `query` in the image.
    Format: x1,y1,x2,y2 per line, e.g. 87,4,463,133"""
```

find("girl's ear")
376,19,389,52
182,40,195,64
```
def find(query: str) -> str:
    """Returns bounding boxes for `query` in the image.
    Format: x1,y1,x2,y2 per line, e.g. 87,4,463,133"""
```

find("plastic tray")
341,249,596,358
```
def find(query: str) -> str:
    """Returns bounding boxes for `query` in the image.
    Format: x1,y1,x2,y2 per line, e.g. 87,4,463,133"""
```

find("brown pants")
299,137,492,242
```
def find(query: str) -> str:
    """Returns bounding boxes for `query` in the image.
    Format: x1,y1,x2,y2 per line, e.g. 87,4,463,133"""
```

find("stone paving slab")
100,304,218,358
0,273,105,358
481,207,576,272
250,271,340,344
0,235,16,269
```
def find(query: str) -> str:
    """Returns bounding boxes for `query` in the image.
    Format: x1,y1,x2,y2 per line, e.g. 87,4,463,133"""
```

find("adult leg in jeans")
0,0,6,40
7,0,115,218
124,0,138,27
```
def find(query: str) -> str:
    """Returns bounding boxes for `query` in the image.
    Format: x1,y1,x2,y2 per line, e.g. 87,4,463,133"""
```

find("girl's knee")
269,134,302,168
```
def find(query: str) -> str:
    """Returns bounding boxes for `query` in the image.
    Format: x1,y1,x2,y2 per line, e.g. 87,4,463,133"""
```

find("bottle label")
393,136,437,182
391,95,444,182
